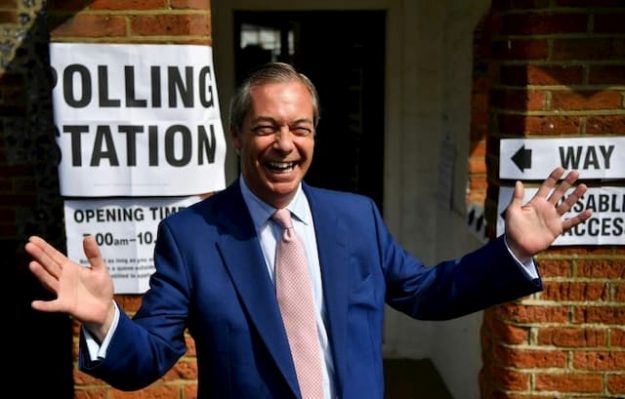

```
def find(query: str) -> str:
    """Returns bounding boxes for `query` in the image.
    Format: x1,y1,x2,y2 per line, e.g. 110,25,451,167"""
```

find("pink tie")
273,209,324,399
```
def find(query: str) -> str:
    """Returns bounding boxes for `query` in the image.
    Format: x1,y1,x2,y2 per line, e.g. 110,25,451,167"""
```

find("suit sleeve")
79,220,191,390
369,199,542,320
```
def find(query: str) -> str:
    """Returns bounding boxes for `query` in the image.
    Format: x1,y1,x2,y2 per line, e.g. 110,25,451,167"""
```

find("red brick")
470,174,488,191
587,115,625,134
608,374,625,394
171,0,210,9
540,281,609,302
89,0,166,10
577,259,625,278
469,157,487,174
551,90,623,111
50,14,127,38
593,12,625,33
535,373,603,393
491,89,545,111
501,12,588,35
487,317,530,344
470,139,487,157
612,329,625,347
111,384,179,398
573,351,625,370
497,304,569,323
589,65,625,85
537,259,572,277
616,283,625,302
163,360,197,380
573,306,625,324
537,327,606,348
0,10,15,24
75,388,108,399
113,294,143,313
500,65,584,86
487,366,530,391
74,369,106,385
498,114,581,135
130,14,210,36
492,39,549,60
185,334,196,356
495,345,567,368
553,38,625,60
183,383,198,399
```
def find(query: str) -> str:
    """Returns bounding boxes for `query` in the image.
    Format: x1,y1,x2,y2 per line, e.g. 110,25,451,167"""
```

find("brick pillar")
43,1,212,398
479,1,625,398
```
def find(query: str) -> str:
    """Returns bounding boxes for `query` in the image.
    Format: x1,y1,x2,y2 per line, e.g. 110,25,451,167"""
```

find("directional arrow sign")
500,137,625,180
497,186,625,246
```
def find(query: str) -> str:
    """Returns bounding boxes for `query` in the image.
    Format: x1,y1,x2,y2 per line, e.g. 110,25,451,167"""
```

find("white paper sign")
500,137,625,180
51,43,226,197
64,197,202,293
497,186,625,245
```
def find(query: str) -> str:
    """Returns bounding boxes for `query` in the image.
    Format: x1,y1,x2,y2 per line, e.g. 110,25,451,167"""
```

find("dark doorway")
234,11,385,210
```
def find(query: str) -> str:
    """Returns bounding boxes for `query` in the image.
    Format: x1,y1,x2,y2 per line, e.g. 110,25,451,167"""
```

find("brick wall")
1,0,211,398
477,1,625,398
47,2,213,398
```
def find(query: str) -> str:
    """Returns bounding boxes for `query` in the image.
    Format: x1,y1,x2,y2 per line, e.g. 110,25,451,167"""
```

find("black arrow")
511,145,532,172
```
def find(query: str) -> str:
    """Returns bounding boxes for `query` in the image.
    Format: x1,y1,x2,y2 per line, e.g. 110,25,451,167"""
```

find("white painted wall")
212,1,491,398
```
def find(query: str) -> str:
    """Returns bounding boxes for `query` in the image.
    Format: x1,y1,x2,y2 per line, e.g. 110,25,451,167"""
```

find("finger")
83,235,107,271
29,261,59,293
32,299,63,313
546,170,579,206
562,209,593,231
556,183,587,215
25,237,63,279
536,167,565,198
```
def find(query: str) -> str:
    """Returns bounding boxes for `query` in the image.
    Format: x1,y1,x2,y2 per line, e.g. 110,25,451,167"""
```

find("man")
26,62,591,398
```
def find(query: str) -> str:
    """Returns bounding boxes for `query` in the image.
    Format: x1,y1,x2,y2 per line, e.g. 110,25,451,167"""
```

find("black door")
234,11,385,210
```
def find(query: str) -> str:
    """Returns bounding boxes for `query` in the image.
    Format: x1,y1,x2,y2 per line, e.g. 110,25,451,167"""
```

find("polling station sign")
500,137,625,180
497,186,625,245
50,43,226,197
64,197,202,293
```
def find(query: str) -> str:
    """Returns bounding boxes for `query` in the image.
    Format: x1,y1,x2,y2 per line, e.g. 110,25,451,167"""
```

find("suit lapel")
214,182,300,396
304,185,350,397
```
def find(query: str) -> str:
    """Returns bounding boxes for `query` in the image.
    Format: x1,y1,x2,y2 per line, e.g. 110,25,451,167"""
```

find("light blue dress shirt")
239,177,336,399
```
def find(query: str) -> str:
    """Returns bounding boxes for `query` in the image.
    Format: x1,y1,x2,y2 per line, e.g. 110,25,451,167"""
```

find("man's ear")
229,127,241,155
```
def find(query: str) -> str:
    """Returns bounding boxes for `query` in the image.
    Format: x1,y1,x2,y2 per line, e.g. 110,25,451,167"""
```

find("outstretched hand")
505,167,592,262
25,235,115,341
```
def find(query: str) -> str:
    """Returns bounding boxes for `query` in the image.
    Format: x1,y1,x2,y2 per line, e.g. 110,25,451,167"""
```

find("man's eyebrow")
250,116,313,125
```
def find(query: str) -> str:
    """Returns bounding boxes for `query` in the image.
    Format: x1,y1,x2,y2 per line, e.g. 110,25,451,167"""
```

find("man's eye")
292,127,312,136
253,126,276,135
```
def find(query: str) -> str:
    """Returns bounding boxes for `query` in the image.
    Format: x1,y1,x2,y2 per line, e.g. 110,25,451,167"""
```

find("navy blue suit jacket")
80,181,542,398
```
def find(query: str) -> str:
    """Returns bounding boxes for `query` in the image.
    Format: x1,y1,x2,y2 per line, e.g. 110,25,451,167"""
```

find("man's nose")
273,126,294,152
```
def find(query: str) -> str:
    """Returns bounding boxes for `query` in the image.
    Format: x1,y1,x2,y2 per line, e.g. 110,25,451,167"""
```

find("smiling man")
25,62,591,399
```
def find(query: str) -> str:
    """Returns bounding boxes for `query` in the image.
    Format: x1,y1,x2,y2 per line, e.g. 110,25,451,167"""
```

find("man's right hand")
25,235,115,342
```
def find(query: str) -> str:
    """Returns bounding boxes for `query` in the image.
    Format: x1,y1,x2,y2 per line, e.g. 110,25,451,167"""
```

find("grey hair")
228,62,320,134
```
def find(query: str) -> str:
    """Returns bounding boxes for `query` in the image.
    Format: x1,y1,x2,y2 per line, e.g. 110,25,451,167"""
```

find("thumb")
510,180,525,208
83,235,106,271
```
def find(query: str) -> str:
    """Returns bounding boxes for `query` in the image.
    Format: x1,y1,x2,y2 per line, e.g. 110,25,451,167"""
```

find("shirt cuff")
504,235,539,280
84,302,120,361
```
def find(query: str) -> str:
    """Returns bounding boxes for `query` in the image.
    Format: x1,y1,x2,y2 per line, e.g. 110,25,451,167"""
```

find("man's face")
231,80,315,209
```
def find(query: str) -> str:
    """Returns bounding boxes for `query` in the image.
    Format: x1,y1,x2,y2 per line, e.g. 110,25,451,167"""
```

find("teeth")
266,161,295,171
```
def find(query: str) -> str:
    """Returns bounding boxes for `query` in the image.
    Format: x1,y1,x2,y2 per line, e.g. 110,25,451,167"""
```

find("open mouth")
265,161,297,173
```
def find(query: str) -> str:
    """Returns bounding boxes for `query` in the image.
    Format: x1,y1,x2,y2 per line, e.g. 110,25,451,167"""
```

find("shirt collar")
239,176,311,231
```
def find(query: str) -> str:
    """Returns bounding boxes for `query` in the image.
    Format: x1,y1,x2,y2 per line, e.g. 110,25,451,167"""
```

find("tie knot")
272,208,293,229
